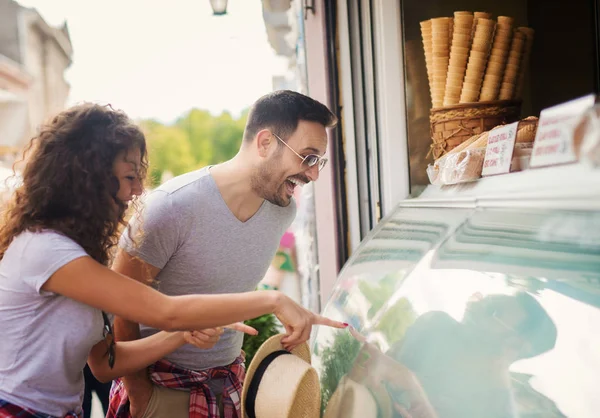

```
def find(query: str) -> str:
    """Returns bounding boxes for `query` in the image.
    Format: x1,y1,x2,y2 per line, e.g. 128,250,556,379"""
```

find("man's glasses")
492,310,518,334
102,311,115,369
272,132,328,171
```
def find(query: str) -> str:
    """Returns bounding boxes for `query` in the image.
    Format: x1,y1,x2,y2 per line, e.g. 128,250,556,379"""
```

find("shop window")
401,0,599,194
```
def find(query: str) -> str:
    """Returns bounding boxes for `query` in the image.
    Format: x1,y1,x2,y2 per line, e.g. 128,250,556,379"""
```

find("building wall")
23,15,71,133
0,55,29,95
0,4,72,159
0,56,30,157
303,0,341,308
0,0,22,64
23,19,46,137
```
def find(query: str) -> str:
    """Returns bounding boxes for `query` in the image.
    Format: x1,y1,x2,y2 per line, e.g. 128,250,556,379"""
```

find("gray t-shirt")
120,167,295,372
0,230,102,416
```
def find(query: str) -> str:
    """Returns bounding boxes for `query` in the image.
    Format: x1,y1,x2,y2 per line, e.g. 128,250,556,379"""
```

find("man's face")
252,120,328,207
463,298,527,357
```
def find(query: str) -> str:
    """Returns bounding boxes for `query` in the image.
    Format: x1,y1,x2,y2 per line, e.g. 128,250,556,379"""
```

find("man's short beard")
250,160,290,207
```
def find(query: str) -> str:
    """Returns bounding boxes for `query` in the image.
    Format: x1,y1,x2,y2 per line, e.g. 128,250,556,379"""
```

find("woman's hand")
182,327,223,349
272,293,347,350
182,322,258,349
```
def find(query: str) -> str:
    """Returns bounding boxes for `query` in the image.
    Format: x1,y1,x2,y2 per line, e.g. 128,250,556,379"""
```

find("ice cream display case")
313,162,600,418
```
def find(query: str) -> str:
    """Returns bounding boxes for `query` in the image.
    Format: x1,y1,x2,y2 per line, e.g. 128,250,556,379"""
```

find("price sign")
482,122,519,176
530,94,596,168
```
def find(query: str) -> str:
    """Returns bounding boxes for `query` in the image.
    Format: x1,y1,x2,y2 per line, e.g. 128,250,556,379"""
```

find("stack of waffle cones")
443,12,473,106
430,17,452,108
421,11,534,108
480,16,514,101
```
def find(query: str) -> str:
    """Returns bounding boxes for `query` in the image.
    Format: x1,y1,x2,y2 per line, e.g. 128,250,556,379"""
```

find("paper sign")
482,122,519,176
530,94,596,168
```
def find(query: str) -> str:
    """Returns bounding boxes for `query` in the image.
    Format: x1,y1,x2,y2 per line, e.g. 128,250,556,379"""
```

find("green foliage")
142,122,195,185
140,109,247,187
373,298,416,344
242,314,281,368
358,272,417,344
358,272,404,319
319,331,362,414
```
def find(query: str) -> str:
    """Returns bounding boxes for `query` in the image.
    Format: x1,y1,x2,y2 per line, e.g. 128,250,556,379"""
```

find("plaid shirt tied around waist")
0,399,80,418
108,352,246,418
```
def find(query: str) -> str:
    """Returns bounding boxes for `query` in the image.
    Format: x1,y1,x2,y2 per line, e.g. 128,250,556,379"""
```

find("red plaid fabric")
0,399,80,418
108,353,245,418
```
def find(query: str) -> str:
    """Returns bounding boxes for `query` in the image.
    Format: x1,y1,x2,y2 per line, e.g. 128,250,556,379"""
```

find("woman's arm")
42,256,345,348
88,326,251,382
88,331,186,383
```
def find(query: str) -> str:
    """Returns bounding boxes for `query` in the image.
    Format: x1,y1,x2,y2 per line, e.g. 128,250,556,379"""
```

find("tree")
176,109,215,166
140,121,196,187
210,111,244,163
140,108,248,187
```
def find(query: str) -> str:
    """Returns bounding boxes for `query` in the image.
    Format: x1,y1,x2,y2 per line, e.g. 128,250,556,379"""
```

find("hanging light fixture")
209,0,228,15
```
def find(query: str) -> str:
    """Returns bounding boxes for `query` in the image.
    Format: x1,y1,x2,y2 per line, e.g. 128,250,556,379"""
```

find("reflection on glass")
386,292,557,418
321,209,469,332
316,207,600,417
319,330,362,414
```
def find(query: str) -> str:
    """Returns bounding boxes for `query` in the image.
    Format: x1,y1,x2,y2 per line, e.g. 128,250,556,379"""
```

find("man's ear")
255,129,274,158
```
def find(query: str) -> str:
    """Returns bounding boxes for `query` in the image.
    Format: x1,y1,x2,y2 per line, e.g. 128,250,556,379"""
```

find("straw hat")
241,334,320,418
323,376,385,418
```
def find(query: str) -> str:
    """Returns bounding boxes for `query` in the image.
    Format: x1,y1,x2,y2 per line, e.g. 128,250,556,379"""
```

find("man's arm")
112,249,161,417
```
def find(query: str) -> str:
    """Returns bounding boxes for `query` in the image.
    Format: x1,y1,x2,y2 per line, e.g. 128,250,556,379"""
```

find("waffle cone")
451,45,470,55
446,77,464,89
497,16,514,27
448,58,468,70
454,20,472,28
491,41,511,55
504,63,519,80
499,81,516,100
474,12,493,19
460,88,480,103
420,20,434,102
460,18,495,104
500,29,525,99
479,87,497,101
494,28,513,40
471,12,493,41
445,51,469,106
480,17,514,102
515,27,535,99
467,56,488,69
452,33,471,44
431,18,451,107
485,63,505,77
443,12,474,106
464,73,483,84
454,12,473,31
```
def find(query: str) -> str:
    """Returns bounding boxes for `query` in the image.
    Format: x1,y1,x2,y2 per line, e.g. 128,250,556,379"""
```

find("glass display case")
314,172,600,417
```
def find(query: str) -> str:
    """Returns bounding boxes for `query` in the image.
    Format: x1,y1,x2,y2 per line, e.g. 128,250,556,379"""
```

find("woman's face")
112,147,143,204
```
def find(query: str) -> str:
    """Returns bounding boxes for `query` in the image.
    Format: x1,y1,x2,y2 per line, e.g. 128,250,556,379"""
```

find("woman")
0,103,344,417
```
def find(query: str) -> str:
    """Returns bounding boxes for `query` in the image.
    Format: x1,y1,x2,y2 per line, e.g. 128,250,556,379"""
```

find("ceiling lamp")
209,0,228,15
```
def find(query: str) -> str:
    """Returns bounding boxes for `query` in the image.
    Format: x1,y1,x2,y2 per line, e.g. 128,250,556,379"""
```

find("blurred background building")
0,0,72,200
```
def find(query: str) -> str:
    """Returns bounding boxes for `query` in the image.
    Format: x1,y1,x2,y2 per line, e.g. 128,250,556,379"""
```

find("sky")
16,0,287,123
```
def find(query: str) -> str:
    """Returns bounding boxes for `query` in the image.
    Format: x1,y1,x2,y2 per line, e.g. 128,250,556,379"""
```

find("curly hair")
0,103,148,266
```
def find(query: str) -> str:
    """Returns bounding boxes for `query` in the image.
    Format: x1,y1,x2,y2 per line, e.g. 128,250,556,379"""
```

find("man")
109,90,338,418
386,292,557,418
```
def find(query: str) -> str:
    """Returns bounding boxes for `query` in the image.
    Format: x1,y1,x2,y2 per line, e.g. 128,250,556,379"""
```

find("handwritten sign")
482,122,519,176
530,94,596,168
